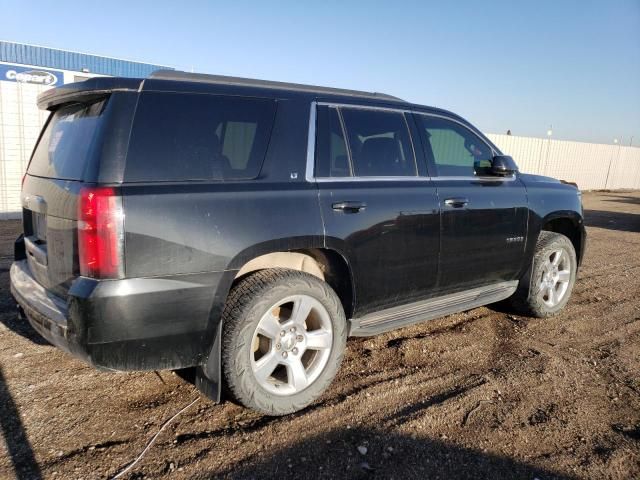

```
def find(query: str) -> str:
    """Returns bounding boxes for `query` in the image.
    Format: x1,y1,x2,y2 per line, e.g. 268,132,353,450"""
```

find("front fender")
520,177,585,273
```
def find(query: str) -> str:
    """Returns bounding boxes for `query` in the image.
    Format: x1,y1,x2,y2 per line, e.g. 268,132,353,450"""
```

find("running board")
349,281,518,336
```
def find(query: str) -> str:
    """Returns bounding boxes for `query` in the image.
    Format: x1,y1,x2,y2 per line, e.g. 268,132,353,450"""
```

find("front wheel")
221,269,347,415
510,231,577,317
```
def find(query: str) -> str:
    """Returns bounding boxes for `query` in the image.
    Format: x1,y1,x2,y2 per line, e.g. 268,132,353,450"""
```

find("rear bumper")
10,259,227,371
10,260,85,358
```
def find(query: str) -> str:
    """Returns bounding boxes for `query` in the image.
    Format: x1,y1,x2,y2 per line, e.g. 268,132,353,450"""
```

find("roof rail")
148,70,405,102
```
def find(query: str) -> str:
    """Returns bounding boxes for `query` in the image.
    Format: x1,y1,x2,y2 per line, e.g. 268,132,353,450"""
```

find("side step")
349,281,518,336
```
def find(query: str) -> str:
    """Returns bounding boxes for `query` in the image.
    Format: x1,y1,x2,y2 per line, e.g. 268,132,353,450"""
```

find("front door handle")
443,197,469,208
332,201,367,213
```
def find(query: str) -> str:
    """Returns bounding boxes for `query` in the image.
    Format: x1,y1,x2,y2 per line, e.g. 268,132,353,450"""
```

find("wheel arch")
196,245,355,403
541,211,585,265
233,248,355,319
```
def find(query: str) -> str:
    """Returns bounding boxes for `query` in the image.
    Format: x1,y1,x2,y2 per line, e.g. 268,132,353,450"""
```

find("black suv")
11,71,585,415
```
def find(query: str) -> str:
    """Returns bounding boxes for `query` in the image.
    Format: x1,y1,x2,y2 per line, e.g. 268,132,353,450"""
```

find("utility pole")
604,137,623,189
544,125,553,176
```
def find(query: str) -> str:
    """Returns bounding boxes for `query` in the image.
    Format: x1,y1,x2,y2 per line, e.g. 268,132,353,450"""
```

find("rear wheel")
510,231,577,317
222,269,347,415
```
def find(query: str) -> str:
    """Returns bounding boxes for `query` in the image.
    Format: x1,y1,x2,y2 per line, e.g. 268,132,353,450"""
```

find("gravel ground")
0,190,639,480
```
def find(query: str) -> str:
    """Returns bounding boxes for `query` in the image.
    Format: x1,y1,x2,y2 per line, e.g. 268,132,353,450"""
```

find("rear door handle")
332,201,367,213
443,197,469,208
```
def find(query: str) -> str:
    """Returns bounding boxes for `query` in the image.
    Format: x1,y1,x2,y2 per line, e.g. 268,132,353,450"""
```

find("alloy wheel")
538,249,571,307
250,294,333,396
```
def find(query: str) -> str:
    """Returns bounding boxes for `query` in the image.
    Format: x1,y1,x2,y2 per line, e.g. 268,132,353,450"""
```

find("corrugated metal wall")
0,80,49,219
487,134,640,190
0,41,171,77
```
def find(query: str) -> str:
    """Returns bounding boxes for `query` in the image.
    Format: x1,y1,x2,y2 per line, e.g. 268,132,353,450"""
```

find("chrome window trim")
432,175,516,182
401,113,420,176
317,101,413,114
315,176,431,183
305,101,317,182
309,102,420,181
336,107,354,176
314,175,515,183
305,101,515,182
413,111,498,156
339,104,419,177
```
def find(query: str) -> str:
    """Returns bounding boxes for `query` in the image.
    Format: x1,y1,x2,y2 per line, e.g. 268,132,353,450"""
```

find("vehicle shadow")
200,426,576,480
0,365,42,480
0,294,50,347
0,251,50,346
602,194,640,206
584,209,640,233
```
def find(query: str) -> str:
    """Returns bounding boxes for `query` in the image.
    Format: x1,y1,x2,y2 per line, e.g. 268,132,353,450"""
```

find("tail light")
78,187,124,279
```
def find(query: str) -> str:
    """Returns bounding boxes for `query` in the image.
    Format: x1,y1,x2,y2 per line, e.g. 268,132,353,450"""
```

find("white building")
0,41,171,218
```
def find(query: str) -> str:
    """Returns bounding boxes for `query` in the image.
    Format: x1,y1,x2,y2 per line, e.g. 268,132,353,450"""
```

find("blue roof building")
0,40,173,78
0,41,174,218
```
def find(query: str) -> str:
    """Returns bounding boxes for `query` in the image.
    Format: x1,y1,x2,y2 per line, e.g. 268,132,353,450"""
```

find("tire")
509,231,577,318
221,268,347,415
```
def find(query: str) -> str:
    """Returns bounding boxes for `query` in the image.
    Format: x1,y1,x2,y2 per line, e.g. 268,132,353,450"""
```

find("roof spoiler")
37,77,143,110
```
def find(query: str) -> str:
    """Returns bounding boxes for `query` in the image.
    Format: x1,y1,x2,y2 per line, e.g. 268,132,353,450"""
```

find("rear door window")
28,99,108,181
340,108,416,177
125,93,277,182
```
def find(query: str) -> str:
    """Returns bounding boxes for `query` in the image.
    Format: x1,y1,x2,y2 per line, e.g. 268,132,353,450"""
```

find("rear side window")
340,108,416,177
125,93,276,182
28,99,108,181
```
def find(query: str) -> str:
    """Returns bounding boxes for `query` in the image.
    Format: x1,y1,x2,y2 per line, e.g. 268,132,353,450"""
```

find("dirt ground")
0,191,639,480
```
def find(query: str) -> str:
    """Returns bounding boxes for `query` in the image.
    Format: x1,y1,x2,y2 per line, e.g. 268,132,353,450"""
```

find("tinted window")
340,108,415,177
220,121,257,170
315,106,351,177
28,99,108,180
417,116,493,177
125,93,276,182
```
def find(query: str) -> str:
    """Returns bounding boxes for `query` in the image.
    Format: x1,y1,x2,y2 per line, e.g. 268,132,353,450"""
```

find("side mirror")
491,155,518,176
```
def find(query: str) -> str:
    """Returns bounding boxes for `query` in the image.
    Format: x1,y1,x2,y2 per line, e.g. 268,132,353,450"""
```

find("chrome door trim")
432,175,517,182
316,101,413,114
336,107,354,176
305,101,317,183
313,175,515,183
305,101,516,183
413,111,498,156
315,176,432,183
307,101,421,181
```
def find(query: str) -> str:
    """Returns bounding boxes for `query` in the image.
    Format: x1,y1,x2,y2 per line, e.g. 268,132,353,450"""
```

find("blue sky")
2,0,639,144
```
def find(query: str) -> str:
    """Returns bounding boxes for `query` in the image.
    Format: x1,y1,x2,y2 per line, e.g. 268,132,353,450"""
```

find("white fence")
487,134,640,191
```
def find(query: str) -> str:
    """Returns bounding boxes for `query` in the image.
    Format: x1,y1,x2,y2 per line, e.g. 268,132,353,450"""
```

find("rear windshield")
28,99,107,181
124,92,277,182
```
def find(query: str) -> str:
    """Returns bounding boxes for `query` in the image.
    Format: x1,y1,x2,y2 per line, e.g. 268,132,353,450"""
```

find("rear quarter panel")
119,96,324,363
122,182,324,277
